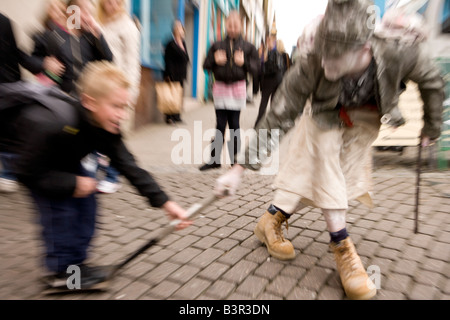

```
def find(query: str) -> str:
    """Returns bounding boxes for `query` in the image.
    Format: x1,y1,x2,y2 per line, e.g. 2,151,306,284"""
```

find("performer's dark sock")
329,228,349,243
268,204,291,219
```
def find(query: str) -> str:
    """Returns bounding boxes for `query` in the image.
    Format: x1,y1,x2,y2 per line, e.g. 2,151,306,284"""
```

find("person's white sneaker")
96,180,120,194
0,178,19,193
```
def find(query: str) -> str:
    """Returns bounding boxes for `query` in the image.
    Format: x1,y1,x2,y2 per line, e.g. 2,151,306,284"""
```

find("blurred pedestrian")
163,20,190,125
34,0,68,86
200,11,259,171
3,61,192,292
0,12,61,193
254,33,283,127
276,39,291,75
252,39,264,97
94,0,142,194
215,0,444,300
32,0,113,96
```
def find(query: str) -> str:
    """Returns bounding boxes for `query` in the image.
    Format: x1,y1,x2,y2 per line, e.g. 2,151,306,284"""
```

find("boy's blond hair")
77,61,130,99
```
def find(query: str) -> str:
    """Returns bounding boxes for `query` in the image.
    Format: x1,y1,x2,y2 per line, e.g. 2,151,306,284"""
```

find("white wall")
1,0,48,51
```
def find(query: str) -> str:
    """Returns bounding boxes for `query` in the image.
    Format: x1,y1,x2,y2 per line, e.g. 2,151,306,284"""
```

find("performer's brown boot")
254,210,295,260
330,237,377,300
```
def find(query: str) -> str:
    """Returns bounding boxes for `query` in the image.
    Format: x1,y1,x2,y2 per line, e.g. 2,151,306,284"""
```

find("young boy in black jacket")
6,61,191,292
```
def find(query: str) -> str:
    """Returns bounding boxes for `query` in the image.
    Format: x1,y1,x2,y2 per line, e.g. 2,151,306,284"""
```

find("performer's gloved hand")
215,164,245,197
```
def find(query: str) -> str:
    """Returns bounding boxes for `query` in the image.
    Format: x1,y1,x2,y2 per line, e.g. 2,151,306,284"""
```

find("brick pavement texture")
0,102,449,301
0,157,449,300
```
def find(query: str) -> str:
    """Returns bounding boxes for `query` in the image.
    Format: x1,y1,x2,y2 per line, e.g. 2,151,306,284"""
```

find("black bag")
0,82,79,154
263,50,284,75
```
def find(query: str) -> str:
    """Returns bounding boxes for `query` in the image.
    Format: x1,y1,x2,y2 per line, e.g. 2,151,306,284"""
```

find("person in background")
163,20,190,125
252,39,264,98
34,0,68,87
0,12,62,193
276,39,291,75
200,11,259,171
32,0,113,97
253,33,284,127
94,0,141,194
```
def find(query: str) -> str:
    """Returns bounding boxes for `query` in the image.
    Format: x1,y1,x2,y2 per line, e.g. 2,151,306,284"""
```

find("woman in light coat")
95,0,141,193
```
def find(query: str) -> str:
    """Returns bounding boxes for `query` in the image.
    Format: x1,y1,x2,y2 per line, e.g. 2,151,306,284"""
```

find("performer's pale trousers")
272,107,381,214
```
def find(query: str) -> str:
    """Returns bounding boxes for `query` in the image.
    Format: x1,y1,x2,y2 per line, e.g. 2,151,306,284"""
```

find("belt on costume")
339,104,378,128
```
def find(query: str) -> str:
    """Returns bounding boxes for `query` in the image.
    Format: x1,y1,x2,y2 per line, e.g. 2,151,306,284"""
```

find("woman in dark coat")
163,20,190,124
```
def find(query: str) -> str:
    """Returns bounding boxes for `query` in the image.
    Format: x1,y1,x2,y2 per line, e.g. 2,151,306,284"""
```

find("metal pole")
414,142,422,234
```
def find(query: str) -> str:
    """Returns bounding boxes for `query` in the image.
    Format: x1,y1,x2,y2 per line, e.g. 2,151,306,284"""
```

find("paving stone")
246,247,270,264
383,273,413,294
197,262,230,281
189,248,224,269
375,289,407,300
113,280,152,300
408,283,440,300
381,236,406,251
169,265,201,284
193,236,221,249
170,247,202,264
393,259,419,277
173,277,212,299
218,246,251,265
317,285,345,300
235,275,268,298
214,238,239,251
265,275,296,298
254,260,284,279
281,265,307,280
147,280,181,299
303,242,329,259
376,247,400,260
229,229,253,242
426,241,450,261
222,260,258,284
204,280,236,299
287,287,317,300
401,245,426,262
256,292,283,300
211,226,236,239
144,261,181,286
298,267,333,292
414,270,443,288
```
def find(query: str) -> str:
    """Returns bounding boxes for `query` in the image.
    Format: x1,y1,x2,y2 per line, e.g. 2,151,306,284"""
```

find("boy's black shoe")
199,163,221,171
41,264,111,294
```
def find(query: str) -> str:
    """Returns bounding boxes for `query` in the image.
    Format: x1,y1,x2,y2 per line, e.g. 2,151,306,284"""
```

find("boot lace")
337,244,362,278
274,214,289,240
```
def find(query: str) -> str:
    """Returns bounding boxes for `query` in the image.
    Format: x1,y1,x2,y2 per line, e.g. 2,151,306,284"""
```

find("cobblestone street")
0,99,449,301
